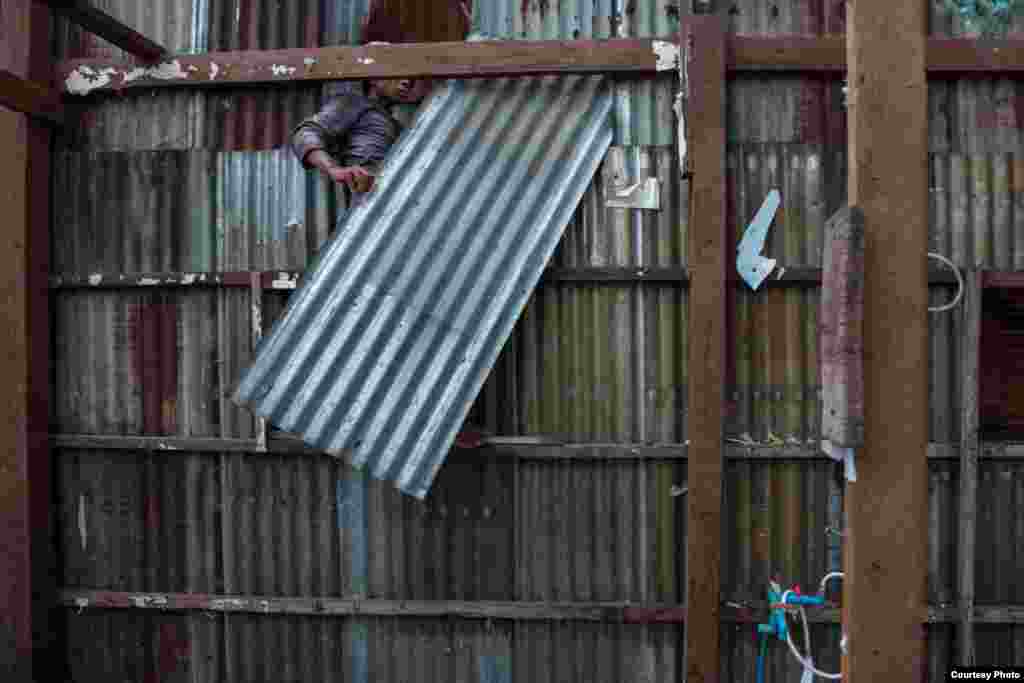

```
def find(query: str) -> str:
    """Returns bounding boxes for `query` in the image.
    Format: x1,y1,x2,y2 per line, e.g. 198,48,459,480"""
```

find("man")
291,3,470,195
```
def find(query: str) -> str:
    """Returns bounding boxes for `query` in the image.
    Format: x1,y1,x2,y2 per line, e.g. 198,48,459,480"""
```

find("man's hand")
327,165,375,193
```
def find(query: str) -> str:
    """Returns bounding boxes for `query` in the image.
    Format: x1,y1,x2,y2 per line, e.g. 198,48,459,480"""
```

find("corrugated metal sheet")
54,150,217,273
976,462,1024,604
54,0,203,59
517,460,684,603
53,290,257,439
234,76,614,499
218,148,337,270
477,0,678,146
58,450,221,592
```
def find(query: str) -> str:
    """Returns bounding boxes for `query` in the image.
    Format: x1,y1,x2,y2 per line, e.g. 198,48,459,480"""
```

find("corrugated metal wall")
49,0,1024,680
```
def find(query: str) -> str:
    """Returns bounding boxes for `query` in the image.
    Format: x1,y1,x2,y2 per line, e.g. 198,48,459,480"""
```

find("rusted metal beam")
39,0,165,62
684,15,727,683
958,271,982,666
844,0,929,677
0,69,63,124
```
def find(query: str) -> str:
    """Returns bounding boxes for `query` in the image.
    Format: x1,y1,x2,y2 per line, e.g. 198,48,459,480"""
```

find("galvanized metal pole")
843,0,929,678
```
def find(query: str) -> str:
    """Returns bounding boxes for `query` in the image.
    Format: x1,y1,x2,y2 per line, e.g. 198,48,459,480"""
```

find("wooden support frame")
55,588,1024,625
53,35,1024,96
683,15,727,683
844,0,929,679
39,0,166,61
0,2,54,680
0,69,64,124
958,271,982,666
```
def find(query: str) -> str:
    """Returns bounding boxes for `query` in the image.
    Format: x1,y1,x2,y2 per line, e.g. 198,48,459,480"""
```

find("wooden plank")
0,69,63,124
927,38,1024,74
730,35,845,73
683,15,727,683
0,2,53,680
48,265,967,289
958,270,982,666
40,0,165,61
844,0,929,677
57,589,1019,625
56,38,675,94
53,36,1024,98
53,434,262,452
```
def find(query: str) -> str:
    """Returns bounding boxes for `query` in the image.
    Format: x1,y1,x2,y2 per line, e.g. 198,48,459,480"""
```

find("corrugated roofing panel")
234,76,614,498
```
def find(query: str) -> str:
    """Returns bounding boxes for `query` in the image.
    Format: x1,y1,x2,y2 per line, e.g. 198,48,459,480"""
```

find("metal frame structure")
4,0,1024,680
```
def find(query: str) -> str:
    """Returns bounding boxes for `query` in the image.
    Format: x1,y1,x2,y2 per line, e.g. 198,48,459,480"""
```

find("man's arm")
291,94,375,192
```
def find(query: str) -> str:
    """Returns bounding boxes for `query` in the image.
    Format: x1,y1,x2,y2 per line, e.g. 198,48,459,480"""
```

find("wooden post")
844,0,929,678
683,15,726,683
0,1,53,680
957,271,982,666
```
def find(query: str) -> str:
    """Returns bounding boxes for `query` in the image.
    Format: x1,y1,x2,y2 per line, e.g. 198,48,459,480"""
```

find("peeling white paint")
182,273,197,285
652,40,679,72
271,64,297,77
139,277,161,286
211,598,247,610
271,278,297,290
252,302,263,335
131,595,169,608
303,57,317,66
210,62,220,80
157,441,179,450
358,57,376,66
187,65,199,73
65,65,119,95
78,494,87,550
259,600,271,613
88,273,103,286
74,597,90,610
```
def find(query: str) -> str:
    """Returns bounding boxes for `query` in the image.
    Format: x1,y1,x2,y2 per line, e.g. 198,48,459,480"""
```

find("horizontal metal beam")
0,69,64,124
40,0,166,62
51,433,1024,460
51,266,967,290
55,36,1024,96
61,589,1024,624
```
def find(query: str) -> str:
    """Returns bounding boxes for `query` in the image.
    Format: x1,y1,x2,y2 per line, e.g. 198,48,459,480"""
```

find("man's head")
368,77,432,103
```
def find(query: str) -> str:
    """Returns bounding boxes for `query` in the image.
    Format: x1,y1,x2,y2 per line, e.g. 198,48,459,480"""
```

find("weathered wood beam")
844,0,929,677
684,15,727,683
957,271,982,666
39,0,165,62
57,38,678,95
52,433,1023,460
0,69,63,124
57,589,1023,625
53,36,1024,96
0,2,54,680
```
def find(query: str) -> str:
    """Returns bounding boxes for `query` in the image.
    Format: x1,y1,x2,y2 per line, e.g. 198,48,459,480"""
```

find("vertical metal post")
844,0,929,678
958,270,982,666
683,14,726,683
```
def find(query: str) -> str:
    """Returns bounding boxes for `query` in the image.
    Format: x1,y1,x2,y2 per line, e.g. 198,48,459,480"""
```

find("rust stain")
145,622,190,683
129,300,179,435
145,495,160,531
